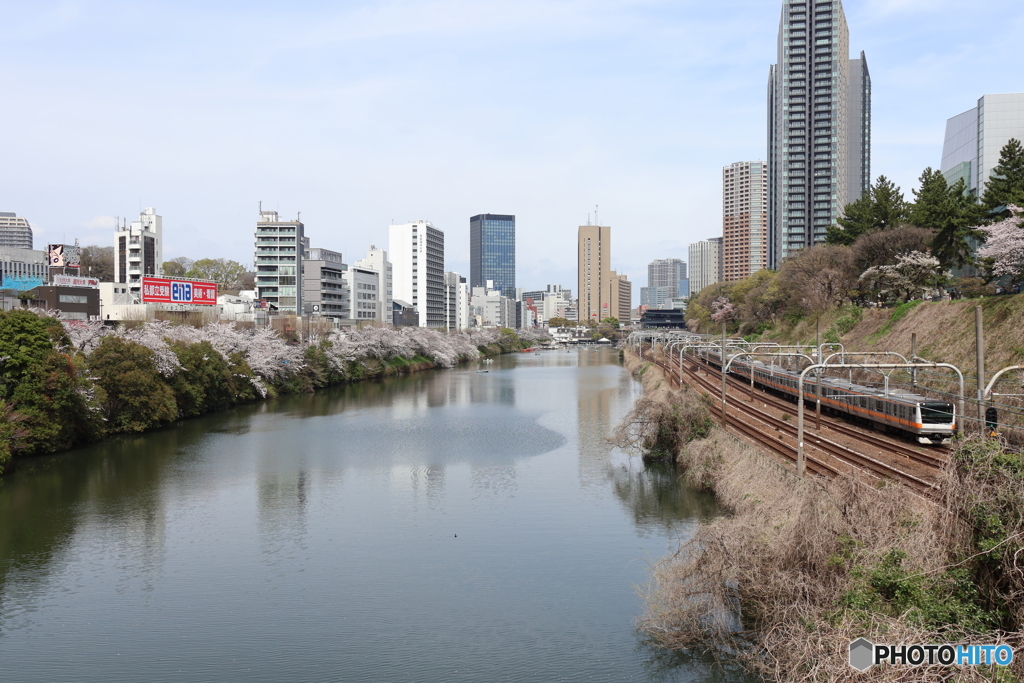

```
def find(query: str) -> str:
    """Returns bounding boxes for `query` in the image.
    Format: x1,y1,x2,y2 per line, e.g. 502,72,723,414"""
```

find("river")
0,347,750,682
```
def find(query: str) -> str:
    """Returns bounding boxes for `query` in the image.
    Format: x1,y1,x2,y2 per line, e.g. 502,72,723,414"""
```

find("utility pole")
911,332,917,388
721,323,728,428
976,306,985,430
815,317,822,430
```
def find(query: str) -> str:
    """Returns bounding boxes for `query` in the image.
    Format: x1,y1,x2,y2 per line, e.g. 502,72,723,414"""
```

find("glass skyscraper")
768,0,870,268
470,214,515,296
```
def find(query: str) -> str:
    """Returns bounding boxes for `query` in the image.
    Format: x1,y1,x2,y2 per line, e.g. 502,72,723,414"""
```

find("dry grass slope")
627,355,1024,683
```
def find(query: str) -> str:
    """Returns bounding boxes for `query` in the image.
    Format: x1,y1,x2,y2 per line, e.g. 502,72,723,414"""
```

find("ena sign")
141,277,218,305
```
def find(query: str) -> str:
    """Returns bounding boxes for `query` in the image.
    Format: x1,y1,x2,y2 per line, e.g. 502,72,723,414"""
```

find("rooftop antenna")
587,213,591,226
595,204,599,226
259,200,262,214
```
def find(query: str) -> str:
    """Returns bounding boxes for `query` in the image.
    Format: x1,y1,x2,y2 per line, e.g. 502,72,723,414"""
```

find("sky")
3,0,1024,304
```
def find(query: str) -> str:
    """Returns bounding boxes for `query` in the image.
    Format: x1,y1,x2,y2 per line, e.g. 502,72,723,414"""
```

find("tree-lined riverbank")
0,310,542,475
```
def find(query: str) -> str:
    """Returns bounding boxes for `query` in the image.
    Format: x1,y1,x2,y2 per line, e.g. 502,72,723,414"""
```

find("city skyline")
3,1,1023,304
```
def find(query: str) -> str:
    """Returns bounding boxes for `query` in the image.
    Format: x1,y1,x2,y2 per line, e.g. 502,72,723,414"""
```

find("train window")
921,403,954,424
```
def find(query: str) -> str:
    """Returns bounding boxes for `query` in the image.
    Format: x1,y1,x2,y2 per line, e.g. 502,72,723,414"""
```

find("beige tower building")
578,224,611,323
607,271,631,323
722,161,769,281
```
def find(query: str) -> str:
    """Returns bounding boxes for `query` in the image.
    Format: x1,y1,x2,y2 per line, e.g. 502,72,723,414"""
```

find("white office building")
115,207,163,301
254,209,304,315
444,271,470,331
0,213,33,250
389,220,445,328
353,245,392,323
688,238,723,297
941,93,1024,196
345,264,380,322
471,281,506,327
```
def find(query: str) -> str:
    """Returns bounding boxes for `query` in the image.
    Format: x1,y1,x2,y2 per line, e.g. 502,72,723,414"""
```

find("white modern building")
768,0,871,266
471,281,506,327
444,271,470,331
0,213,33,250
254,209,304,315
0,246,47,290
345,264,380,322
647,259,687,300
389,220,445,328
115,207,163,301
688,238,723,297
941,93,1024,196
353,245,392,323
302,247,347,318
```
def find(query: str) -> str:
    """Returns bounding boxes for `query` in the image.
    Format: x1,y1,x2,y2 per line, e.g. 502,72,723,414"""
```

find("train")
691,347,956,445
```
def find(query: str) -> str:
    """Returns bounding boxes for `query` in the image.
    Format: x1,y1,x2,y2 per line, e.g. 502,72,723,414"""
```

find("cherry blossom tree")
710,297,737,324
977,205,1024,283
858,250,945,302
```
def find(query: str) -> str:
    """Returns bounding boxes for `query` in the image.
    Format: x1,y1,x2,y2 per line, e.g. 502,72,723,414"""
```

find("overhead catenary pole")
976,306,985,429
815,317,822,430
721,323,728,428
911,332,918,388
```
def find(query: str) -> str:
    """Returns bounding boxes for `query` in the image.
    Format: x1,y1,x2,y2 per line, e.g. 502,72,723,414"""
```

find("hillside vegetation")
750,295,1024,377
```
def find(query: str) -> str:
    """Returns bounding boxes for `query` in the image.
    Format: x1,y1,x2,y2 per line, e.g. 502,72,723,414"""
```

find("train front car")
915,401,956,445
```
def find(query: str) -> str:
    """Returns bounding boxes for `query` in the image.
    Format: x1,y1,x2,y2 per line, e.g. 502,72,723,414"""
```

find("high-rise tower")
390,220,445,328
768,0,870,267
577,224,611,323
469,213,515,297
722,161,769,281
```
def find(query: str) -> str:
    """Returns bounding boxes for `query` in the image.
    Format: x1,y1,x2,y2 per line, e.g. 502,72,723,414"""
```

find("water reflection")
0,347,750,683
611,460,719,537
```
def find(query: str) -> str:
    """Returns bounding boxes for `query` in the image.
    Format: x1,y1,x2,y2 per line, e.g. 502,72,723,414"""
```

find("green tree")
167,341,237,418
79,245,115,281
162,259,188,277
186,258,248,286
0,310,66,390
909,168,983,269
87,336,177,433
826,176,909,246
981,138,1024,215
0,311,101,456
600,317,620,327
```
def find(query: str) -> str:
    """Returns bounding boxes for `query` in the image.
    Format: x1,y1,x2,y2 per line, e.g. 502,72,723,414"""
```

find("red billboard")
141,277,218,305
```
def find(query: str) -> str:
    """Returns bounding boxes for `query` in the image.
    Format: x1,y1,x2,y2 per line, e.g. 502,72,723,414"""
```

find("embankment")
623,349,1024,682
0,310,538,476
757,295,1024,373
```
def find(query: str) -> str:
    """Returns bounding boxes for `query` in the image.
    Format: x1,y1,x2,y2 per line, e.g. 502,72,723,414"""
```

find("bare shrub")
613,392,713,459
778,245,855,313
638,428,1024,681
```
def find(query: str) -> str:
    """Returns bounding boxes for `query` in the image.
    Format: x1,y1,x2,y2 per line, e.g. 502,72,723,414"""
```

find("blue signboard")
1,275,44,291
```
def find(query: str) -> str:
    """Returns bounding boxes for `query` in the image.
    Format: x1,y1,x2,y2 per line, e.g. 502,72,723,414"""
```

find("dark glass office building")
469,213,515,296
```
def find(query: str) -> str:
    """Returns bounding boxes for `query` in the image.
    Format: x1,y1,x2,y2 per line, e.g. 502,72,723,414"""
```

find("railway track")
681,352,950,470
637,344,940,496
